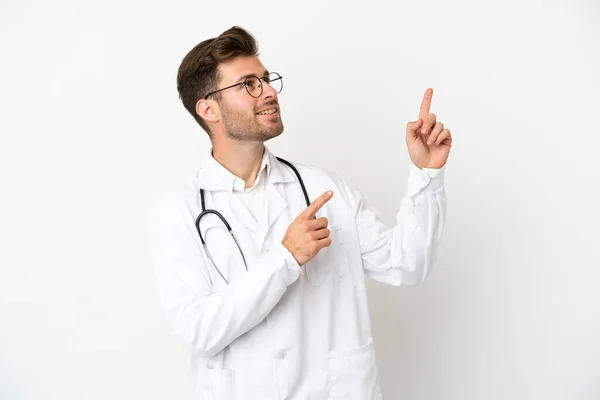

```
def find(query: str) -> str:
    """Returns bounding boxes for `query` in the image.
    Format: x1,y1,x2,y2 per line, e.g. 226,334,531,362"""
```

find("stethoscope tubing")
195,157,309,286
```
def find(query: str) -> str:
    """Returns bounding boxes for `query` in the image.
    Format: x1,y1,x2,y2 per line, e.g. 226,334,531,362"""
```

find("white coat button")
276,350,287,360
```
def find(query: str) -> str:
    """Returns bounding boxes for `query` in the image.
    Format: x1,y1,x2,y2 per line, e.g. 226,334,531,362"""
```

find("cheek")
220,95,258,121
236,103,257,119
229,93,255,108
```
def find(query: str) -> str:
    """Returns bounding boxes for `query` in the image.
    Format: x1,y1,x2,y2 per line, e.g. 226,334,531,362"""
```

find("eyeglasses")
203,72,283,99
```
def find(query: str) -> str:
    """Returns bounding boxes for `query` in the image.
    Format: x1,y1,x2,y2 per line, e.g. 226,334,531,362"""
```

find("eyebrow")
235,70,269,83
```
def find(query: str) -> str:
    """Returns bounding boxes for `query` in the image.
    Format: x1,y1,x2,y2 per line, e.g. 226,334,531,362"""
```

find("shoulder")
148,169,201,227
279,158,346,186
276,158,355,205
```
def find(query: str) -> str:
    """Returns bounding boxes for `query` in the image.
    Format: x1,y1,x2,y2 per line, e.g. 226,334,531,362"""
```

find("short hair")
176,26,259,135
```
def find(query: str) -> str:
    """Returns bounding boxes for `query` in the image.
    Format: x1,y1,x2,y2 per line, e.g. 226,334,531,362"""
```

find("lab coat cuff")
263,243,302,286
406,162,446,196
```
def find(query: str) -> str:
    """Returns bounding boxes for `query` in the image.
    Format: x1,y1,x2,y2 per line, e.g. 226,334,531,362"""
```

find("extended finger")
427,122,444,145
419,88,433,120
299,191,333,220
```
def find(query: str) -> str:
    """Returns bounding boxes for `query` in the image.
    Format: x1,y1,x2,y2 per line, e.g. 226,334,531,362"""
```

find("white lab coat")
148,147,446,399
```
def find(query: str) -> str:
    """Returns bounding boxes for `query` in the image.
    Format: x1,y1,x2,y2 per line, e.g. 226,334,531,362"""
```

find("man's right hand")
282,191,334,266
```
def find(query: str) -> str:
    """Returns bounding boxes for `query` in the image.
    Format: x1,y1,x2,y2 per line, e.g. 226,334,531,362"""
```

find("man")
149,26,452,399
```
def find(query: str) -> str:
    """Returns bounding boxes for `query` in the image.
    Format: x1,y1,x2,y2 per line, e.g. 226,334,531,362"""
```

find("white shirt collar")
196,146,296,192
213,151,269,193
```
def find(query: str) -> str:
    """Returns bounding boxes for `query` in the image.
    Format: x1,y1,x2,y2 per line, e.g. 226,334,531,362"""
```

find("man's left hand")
405,88,452,169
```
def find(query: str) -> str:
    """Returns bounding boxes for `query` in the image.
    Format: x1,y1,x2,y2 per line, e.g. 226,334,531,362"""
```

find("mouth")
256,107,278,116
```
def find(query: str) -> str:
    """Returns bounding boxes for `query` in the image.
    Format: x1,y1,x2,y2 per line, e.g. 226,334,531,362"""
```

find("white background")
1,0,599,399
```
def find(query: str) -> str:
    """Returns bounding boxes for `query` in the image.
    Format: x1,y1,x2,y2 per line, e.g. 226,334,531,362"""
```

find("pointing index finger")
300,191,333,220
419,88,433,120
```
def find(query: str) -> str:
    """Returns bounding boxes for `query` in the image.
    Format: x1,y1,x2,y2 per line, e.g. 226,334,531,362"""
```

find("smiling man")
149,26,452,399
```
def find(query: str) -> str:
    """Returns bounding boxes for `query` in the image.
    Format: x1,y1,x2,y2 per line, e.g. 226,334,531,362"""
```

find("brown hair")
176,26,259,135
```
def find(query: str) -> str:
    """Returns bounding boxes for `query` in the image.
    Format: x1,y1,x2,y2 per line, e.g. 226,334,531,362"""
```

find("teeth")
257,108,277,115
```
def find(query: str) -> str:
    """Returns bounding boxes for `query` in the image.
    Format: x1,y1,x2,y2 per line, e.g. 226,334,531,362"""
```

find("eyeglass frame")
203,72,283,100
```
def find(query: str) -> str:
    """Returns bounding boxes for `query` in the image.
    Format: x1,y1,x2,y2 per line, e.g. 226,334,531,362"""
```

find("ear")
196,99,220,123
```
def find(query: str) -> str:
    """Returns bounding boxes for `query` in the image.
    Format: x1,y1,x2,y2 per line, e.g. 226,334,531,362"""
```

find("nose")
261,80,277,99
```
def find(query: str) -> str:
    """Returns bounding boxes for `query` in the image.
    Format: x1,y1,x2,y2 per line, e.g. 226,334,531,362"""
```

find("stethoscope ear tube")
275,157,310,208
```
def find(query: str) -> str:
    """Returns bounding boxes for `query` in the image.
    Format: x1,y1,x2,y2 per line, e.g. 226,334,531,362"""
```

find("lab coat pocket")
306,223,349,286
199,366,236,399
327,339,382,400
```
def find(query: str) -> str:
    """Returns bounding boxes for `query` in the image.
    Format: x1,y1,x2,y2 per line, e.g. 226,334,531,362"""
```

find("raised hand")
405,88,452,169
282,191,333,265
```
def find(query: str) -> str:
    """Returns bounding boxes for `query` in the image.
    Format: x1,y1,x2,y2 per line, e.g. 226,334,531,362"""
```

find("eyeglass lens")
244,73,283,98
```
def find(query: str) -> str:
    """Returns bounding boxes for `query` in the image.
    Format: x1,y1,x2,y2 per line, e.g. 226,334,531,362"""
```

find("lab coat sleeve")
345,162,447,286
148,193,301,358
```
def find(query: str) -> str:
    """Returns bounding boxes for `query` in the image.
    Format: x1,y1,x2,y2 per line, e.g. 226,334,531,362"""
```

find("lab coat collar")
196,145,296,192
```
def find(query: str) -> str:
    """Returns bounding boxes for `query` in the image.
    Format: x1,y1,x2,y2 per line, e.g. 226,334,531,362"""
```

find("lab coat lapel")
265,182,288,236
226,192,259,233
264,148,298,236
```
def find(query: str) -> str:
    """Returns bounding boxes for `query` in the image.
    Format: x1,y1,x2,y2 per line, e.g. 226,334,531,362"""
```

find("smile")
257,108,278,115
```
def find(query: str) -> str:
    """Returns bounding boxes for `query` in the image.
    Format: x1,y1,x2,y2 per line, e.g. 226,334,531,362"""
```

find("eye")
244,77,259,89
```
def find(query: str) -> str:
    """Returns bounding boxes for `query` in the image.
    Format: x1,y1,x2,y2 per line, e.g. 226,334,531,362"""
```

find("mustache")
257,100,279,110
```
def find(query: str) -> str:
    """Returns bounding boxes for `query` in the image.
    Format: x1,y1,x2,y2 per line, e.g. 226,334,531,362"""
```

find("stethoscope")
195,157,310,285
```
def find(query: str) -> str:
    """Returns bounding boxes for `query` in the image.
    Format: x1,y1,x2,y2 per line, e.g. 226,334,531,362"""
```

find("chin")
263,121,284,137
261,127,283,142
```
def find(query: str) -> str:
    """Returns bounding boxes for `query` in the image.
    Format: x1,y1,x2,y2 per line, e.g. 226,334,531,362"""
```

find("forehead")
217,56,267,84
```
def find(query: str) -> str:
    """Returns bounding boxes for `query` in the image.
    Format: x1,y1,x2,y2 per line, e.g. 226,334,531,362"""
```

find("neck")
212,139,265,189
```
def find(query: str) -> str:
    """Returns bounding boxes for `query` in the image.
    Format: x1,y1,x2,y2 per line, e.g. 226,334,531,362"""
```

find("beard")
220,100,284,142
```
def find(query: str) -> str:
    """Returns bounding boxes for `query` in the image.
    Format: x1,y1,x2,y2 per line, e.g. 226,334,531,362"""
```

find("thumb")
406,118,423,138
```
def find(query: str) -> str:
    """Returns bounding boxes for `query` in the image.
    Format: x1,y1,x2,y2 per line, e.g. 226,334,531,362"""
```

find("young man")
149,26,452,399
